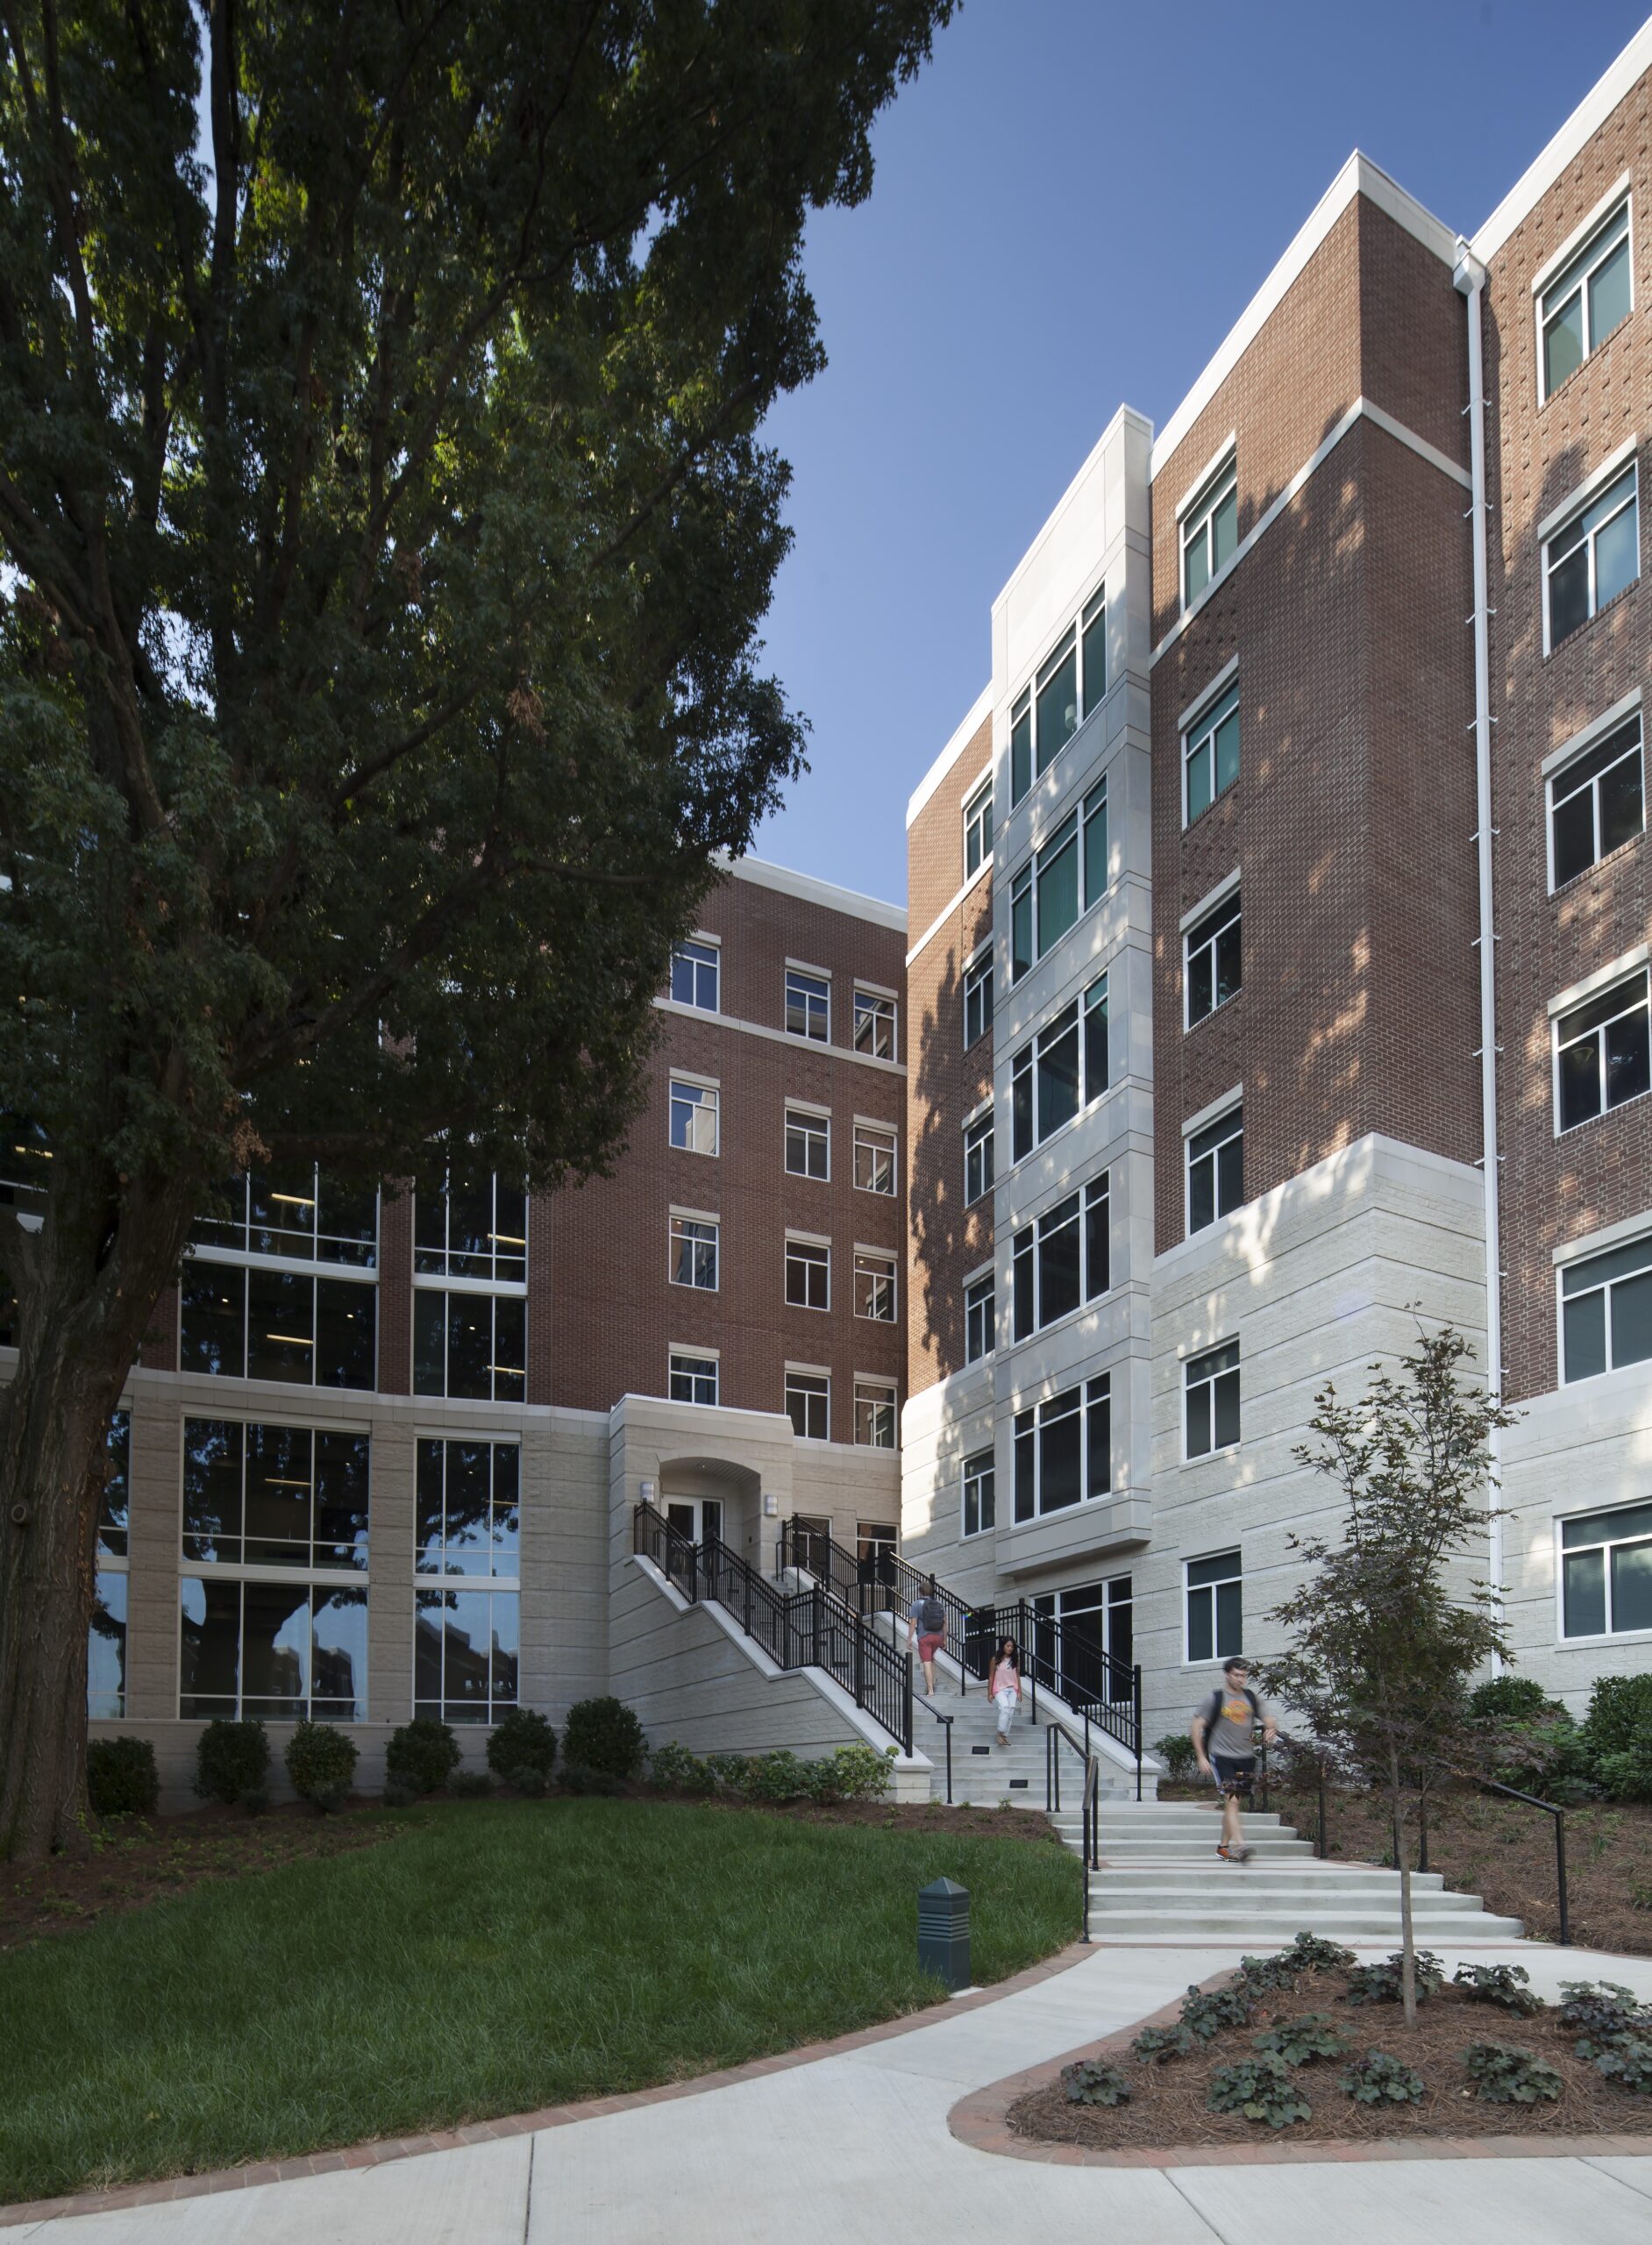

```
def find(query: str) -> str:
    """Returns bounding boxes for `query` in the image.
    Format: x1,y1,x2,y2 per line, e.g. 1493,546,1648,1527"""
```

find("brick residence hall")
66,26,1652,1804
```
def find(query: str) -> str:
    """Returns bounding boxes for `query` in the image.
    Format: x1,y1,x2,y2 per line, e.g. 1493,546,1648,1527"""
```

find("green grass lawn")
0,1799,1079,2204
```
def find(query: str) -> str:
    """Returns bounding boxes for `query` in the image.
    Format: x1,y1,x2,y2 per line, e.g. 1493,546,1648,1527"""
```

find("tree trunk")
1389,1745,1417,2028
0,1176,195,1861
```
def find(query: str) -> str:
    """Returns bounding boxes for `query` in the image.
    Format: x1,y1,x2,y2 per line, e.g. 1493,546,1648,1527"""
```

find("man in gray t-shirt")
1190,1656,1278,1864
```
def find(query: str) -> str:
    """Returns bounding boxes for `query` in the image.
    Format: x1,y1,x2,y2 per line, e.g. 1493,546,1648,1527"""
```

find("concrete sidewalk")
20,1943,1652,2242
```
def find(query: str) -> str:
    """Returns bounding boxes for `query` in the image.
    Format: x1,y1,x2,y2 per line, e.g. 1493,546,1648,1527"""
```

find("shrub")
1594,1741,1652,1804
706,1751,751,1790
1206,2055,1312,2128
649,1741,716,1794
1251,2013,1351,2066
503,1765,549,1798
1452,1962,1542,2018
86,1735,158,1817
1557,1981,1652,2056
284,1721,358,1809
1340,2050,1425,2106
486,1707,557,1780
1481,1709,1596,1801
1153,1733,1195,1780
1179,1984,1253,2041
1469,1675,1552,1723
1132,2022,1198,2064
385,1717,460,1796
194,1718,269,1806
450,1769,494,1800
1284,1931,1356,1974
1462,2042,1563,2105
561,1762,626,1796
1236,1952,1300,1994
1581,1672,1652,1764
562,1696,646,1780
1345,1951,1444,2006
744,1750,808,1803
812,1743,893,1803
1594,2038,1652,2095
1061,2059,1130,2106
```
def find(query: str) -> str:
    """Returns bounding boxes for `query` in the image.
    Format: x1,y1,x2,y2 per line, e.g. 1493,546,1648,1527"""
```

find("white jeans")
993,1687,1018,1735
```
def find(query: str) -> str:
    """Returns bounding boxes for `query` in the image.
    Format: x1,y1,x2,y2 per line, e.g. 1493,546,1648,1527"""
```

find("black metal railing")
775,1522,974,1692
969,1597,1142,1790
637,1504,914,1755
1043,1719,1100,1942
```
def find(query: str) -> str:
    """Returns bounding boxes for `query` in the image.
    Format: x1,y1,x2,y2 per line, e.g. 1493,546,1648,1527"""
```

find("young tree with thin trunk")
1260,1328,1516,2027
0,0,954,1859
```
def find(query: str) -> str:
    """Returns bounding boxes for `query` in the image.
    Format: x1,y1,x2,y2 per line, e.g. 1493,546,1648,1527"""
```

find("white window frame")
1179,450,1238,612
1554,1500,1652,1643
962,944,993,1050
1546,708,1645,891
1542,461,1640,656
1010,981,1107,1161
853,1119,898,1197
668,1348,720,1407
668,1074,720,1157
853,986,897,1061
963,773,993,880
784,1364,830,1442
853,1246,898,1323
669,935,721,1013
669,1210,721,1293
1183,1549,1243,1666
784,1233,830,1312
1007,584,1107,809
784,965,831,1044
1185,1096,1244,1236
1556,1226,1652,1384
964,1265,995,1365
1182,682,1241,828
1551,965,1651,1135
784,1103,830,1181
1536,191,1633,405
1183,882,1242,1030
961,1447,995,1539
1184,1338,1241,1461
963,1107,994,1206
1010,1375,1110,1522
853,1377,898,1450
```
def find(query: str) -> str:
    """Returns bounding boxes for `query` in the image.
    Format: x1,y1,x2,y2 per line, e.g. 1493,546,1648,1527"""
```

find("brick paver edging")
0,1938,1101,2229
948,1973,1652,2170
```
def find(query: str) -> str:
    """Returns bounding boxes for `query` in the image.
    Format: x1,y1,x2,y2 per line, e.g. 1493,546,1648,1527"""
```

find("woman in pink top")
989,1636,1022,1747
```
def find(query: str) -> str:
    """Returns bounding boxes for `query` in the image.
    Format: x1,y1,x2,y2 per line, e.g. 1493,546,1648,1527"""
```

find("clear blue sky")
750,0,1651,907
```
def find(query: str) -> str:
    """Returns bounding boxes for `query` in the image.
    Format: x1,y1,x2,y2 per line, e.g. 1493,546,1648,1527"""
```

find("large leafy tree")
0,0,952,1858
1261,1328,1516,2026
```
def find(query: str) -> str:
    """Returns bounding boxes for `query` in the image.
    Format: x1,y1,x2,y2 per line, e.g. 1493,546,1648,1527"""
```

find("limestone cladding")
1143,1135,1487,1746
906,709,995,1398
1150,198,1478,1254
1478,63,1652,1405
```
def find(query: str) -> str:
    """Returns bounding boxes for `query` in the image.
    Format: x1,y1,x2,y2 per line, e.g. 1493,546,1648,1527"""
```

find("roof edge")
1472,16,1652,260
720,852,907,932
904,680,994,831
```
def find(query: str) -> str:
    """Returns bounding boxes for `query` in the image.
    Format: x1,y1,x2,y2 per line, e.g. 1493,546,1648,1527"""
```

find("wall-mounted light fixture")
640,1478,657,1505
763,1492,779,1518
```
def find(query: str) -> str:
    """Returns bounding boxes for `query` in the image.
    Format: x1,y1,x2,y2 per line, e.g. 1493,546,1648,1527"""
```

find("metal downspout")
1454,238,1504,1662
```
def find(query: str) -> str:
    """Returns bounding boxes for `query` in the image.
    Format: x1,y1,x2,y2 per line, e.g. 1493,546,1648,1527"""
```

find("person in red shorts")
908,1578,947,1698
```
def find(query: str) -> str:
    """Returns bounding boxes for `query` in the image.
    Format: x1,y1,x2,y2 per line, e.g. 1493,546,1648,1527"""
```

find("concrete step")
1086,1868,1456,1897
1086,1841,1319,1860
1082,1906,1527,1940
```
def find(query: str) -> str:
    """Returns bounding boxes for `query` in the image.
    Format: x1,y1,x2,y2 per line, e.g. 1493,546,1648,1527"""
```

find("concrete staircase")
1050,1800,1524,1944
913,1681,1142,1807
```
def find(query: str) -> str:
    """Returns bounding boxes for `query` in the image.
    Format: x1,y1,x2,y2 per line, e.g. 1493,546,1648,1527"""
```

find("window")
669,1078,719,1156
1555,970,1650,1131
854,1122,897,1196
414,1586,518,1723
1186,1340,1241,1458
192,1167,377,1267
1010,980,1107,1160
963,948,992,1048
963,1108,994,1205
671,938,720,1011
182,1579,369,1721
669,1214,720,1292
97,1408,130,1559
1011,1174,1108,1339
1008,594,1107,806
1560,1231,1652,1381
1545,466,1639,650
854,989,897,1060
1186,1550,1242,1663
1030,1575,1134,1704
786,968,830,1042
858,1519,896,1576
181,1263,376,1388
415,1173,527,1284
786,1367,830,1441
1008,802,1109,982
413,1291,526,1401
855,1379,897,1449
1184,684,1240,824
965,1271,994,1363
1541,198,1632,398
854,1248,897,1322
1185,890,1242,1027
1560,1500,1652,1638
89,1571,127,1720
786,1236,830,1309
1181,457,1238,609
962,1448,995,1537
182,1418,370,1568
964,778,993,878
1012,1376,1110,1521
1187,1104,1243,1233
1550,716,1644,887
417,1437,519,1578
669,1351,719,1406
785,1107,830,1180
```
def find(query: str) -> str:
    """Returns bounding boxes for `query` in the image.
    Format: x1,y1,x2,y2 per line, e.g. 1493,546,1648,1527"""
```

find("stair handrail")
972,1595,1142,1788
634,1497,697,1602
776,1522,975,1696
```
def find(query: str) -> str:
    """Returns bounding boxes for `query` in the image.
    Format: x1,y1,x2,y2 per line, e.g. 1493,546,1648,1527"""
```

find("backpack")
1201,1686,1260,1732
918,1596,945,1633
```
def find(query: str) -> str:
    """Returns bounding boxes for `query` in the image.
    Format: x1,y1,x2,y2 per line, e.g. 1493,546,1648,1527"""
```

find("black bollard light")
917,1877,971,1992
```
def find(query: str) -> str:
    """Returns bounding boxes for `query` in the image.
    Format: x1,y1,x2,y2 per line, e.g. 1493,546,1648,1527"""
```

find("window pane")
313,1587,367,1721
181,1264,246,1376
1186,1550,1239,1588
1010,700,1032,804
1084,987,1107,1097
1214,1578,1243,1658
413,1289,445,1393
1081,604,1107,715
1210,485,1238,573
1039,1015,1080,1136
246,1266,312,1384
1559,1035,1601,1129
1189,1151,1215,1234
1038,1206,1081,1324
1036,830,1079,954
180,1577,241,1717
244,1421,310,1565
316,1278,375,1389
1596,495,1640,609
1187,944,1214,1024
444,1439,493,1572
1551,785,1596,886
1216,1130,1243,1215
1599,748,1643,858
1011,878,1033,981
1012,1054,1033,1159
1563,1546,1606,1637
441,1589,495,1716
446,1294,493,1399
1213,1368,1242,1450
1563,1500,1652,1549
1606,1003,1650,1108
1563,1289,1607,1380
1014,1418,1035,1522
1549,543,1590,644
1213,704,1240,795
1086,1189,1109,1298
1214,916,1243,1006
1590,233,1632,346
1612,1541,1652,1635
1186,1382,1210,1458
1186,1584,1213,1663
183,1418,242,1562
1186,739,1212,823
1012,1233,1033,1341
1185,529,1209,605
1040,1406,1081,1512
1036,645,1078,774
242,1580,310,1719
88,1572,127,1720
1086,1386,1110,1496
490,1592,521,1710
1544,291,1584,392
1611,1268,1652,1369
493,1296,526,1400
1083,788,1107,906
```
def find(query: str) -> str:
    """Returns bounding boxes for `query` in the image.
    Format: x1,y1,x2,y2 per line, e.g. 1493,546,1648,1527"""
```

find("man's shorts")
1212,1754,1257,1799
917,1631,944,1663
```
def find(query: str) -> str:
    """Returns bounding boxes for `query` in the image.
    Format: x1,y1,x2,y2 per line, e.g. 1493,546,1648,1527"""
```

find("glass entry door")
665,1497,723,1548
1030,1576,1133,1706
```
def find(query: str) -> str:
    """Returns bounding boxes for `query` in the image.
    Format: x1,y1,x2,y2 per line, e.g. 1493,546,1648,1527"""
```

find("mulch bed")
1008,1961,1652,2153
3,1789,1062,1949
